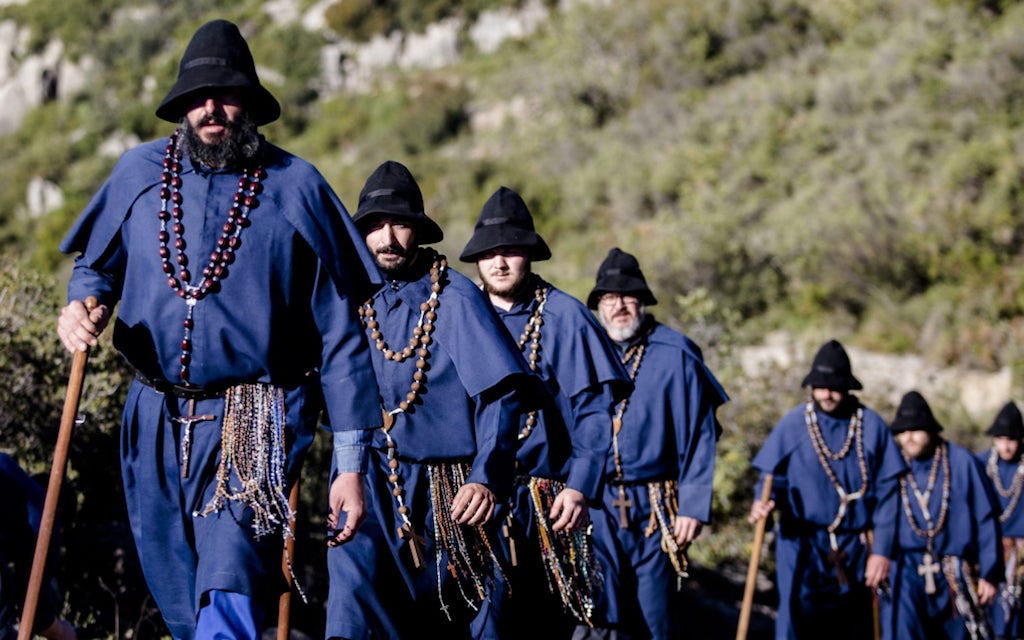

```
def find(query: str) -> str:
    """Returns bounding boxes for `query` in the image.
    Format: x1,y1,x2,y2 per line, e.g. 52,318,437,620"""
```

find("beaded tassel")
942,556,994,640
528,477,602,625
644,480,690,591
427,462,507,619
195,384,305,601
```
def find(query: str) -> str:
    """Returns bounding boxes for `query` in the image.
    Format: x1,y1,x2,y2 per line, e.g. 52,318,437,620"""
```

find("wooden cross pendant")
173,400,215,478
918,552,940,594
827,547,849,587
613,486,633,529
398,522,426,570
502,512,518,567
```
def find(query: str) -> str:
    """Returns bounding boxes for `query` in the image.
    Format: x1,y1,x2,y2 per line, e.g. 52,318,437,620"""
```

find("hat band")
184,56,231,70
480,216,512,226
366,188,396,199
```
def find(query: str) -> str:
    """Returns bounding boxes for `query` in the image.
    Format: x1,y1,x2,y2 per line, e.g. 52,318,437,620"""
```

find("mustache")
197,113,229,127
375,244,407,257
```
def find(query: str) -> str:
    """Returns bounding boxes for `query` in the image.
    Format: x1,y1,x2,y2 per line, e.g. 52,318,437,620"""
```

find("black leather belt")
134,371,226,401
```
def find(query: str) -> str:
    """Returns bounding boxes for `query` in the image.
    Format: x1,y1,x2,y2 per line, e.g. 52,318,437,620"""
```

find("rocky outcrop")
0,20,95,136
740,331,1013,423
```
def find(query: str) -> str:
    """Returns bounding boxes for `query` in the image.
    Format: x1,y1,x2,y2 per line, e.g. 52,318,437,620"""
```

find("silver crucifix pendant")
173,408,215,478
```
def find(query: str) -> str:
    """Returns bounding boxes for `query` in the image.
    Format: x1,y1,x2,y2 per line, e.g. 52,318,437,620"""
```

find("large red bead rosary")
157,129,265,383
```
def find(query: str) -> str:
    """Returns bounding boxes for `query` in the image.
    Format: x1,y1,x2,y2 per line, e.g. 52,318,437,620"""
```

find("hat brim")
352,209,444,245
458,227,551,263
985,423,1024,439
156,67,280,126
890,416,942,434
801,371,863,391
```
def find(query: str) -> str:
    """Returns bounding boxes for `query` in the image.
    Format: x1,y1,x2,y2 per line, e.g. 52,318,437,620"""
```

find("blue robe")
478,278,633,637
752,398,906,640
60,137,383,640
880,442,1002,640
0,453,62,637
587,318,728,639
325,250,536,640
979,449,1024,638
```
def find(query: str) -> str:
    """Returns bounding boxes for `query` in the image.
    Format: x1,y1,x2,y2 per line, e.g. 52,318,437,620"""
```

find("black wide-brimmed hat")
458,186,551,263
801,339,863,391
156,20,281,126
586,248,658,309
351,160,444,245
986,401,1024,439
890,390,943,434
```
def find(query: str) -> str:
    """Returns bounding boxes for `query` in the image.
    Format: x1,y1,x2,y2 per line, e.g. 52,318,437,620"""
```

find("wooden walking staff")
18,296,98,640
736,474,773,640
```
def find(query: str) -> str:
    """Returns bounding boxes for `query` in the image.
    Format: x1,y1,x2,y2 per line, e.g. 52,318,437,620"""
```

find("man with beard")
576,247,728,639
980,401,1024,639
882,390,1000,640
326,162,539,640
56,20,382,639
458,187,632,636
748,339,907,639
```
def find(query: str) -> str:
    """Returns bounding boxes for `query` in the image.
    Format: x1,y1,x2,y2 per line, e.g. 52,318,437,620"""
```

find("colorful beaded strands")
644,480,690,589
804,402,868,561
940,555,993,639
428,462,507,620
196,383,305,600
516,281,550,440
528,477,601,626
987,449,1024,524
159,129,266,384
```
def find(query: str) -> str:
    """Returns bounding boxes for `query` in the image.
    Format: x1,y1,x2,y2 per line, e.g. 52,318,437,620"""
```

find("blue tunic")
587,318,728,638
494,281,631,495
478,278,632,636
325,251,536,640
979,449,1024,638
880,442,1002,640
751,399,906,640
60,137,383,640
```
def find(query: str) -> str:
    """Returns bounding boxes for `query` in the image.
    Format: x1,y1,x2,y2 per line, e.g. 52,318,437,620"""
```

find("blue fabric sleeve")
333,428,373,474
566,384,615,501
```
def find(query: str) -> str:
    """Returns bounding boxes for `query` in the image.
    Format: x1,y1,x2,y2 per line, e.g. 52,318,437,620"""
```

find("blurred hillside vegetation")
1,0,1023,636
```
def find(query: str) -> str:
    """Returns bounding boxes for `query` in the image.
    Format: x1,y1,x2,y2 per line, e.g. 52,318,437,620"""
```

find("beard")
374,244,415,277
601,306,645,342
481,268,530,300
180,111,261,168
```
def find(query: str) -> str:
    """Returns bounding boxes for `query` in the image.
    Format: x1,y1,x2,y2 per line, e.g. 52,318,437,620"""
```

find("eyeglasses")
598,293,639,307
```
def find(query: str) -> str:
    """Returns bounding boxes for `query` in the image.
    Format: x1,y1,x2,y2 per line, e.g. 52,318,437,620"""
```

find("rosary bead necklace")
612,336,649,481
515,281,549,440
987,449,1024,523
358,252,447,557
804,402,869,551
900,441,951,553
158,128,265,384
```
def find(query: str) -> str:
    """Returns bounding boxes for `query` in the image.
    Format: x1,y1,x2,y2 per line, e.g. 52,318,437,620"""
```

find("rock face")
739,331,1013,424
0,20,94,136
316,0,552,94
